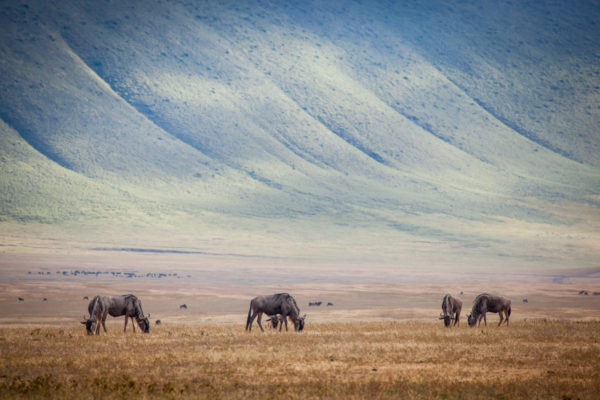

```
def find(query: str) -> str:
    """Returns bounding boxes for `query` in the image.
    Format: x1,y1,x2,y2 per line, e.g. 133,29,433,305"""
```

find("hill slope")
0,0,598,271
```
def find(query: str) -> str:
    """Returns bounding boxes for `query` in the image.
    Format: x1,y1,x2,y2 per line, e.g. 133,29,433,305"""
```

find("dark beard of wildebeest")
467,293,511,327
246,293,306,332
81,294,150,335
439,294,462,327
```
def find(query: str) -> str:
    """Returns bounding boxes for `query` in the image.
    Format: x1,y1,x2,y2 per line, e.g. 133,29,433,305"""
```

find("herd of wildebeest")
73,292,516,335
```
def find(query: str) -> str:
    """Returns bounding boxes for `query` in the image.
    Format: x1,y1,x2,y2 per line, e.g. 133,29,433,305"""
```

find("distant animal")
327,302,333,306
246,293,305,332
81,294,150,335
83,296,89,300
179,304,187,309
460,291,464,295
155,320,161,325
17,297,24,302
43,298,47,302
439,293,462,327
522,298,528,303
308,301,322,306
467,293,511,327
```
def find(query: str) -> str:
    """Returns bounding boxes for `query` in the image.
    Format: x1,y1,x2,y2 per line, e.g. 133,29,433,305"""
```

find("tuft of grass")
0,321,599,399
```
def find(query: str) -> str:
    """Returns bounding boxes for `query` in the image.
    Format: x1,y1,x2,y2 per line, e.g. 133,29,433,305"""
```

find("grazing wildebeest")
265,314,284,329
83,296,89,300
180,304,187,309
246,293,305,332
155,320,161,325
327,302,333,306
439,293,462,327
467,293,511,327
81,294,150,335
18,297,24,302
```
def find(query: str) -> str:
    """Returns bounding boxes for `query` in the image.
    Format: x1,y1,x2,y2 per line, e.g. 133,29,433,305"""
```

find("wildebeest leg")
124,316,128,332
101,311,108,333
247,311,258,332
131,317,136,332
498,312,504,327
483,313,487,326
281,313,289,331
257,313,265,332
99,311,107,334
505,309,510,326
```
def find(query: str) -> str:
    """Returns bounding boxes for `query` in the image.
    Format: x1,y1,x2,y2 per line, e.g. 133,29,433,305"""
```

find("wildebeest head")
81,316,95,335
266,316,279,329
294,314,306,332
137,316,150,333
466,312,477,327
439,313,451,327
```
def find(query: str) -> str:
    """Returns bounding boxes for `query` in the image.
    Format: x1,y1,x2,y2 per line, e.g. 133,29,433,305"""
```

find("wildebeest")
180,304,187,309
18,297,24,302
83,296,89,300
439,293,462,327
81,294,150,335
265,314,284,329
155,320,161,325
246,293,305,332
467,293,511,327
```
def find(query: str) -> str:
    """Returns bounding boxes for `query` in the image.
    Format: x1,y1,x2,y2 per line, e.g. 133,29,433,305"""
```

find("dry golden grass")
1,320,599,399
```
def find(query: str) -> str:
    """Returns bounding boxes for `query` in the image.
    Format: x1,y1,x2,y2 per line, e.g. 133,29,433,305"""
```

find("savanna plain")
1,250,600,399
1,320,599,399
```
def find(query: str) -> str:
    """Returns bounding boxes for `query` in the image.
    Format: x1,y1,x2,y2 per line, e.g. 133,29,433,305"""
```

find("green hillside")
0,0,598,271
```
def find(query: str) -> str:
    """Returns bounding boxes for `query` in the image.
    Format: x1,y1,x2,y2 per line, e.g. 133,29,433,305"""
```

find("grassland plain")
1,321,599,399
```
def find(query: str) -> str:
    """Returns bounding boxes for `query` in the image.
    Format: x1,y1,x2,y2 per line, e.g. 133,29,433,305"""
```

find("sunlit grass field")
1,320,599,399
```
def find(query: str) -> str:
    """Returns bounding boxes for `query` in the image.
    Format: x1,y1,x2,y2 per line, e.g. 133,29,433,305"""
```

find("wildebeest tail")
245,300,253,330
88,295,101,319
